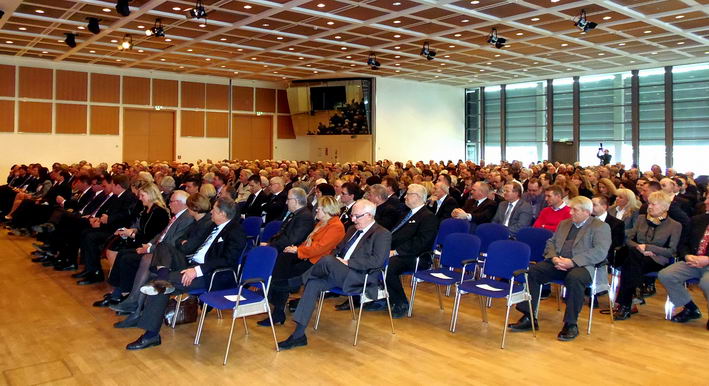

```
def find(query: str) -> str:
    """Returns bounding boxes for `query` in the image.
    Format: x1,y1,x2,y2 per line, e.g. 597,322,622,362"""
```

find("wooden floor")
0,230,707,386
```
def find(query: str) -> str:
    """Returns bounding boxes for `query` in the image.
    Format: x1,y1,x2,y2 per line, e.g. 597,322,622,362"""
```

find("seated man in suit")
532,185,571,232
591,196,625,266
509,196,611,341
277,199,392,350
658,195,709,329
522,178,546,220
427,181,458,223
263,187,315,253
264,176,288,223
242,174,269,218
369,183,404,231
124,197,247,350
491,182,533,237
451,181,498,226
339,182,362,230
386,183,439,317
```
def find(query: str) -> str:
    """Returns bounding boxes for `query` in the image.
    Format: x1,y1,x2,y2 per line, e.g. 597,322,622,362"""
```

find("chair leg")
445,285,451,297
223,315,237,365
449,288,462,332
556,285,562,311
535,284,543,320
171,294,183,329
481,296,489,323
265,304,280,352
217,309,223,319
526,293,536,338
501,303,512,349
193,302,209,345
436,284,444,311
478,294,486,323
408,279,419,317
587,292,595,335
353,301,365,346
385,293,395,335
314,291,326,331
348,296,356,320
242,316,249,335
608,292,615,325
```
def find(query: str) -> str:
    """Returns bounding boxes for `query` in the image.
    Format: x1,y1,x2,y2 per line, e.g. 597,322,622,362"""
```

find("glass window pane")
465,88,480,161
553,78,574,141
673,63,709,165
505,81,546,164
484,87,501,164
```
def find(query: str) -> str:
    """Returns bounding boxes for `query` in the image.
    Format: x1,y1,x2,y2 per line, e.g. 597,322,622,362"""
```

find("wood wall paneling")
277,115,296,139
206,84,229,110
181,110,205,137
153,79,178,107
206,112,228,138
18,102,52,133
56,104,87,134
90,105,119,135
56,70,88,101
181,82,205,109
90,73,120,103
123,76,150,105
233,86,253,111
255,88,276,113
277,89,290,114
0,65,15,97
123,109,150,162
19,67,53,99
0,100,14,132
148,110,175,162
232,114,272,160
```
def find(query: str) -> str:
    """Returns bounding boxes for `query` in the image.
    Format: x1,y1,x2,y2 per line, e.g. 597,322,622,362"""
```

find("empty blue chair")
260,220,282,244
516,227,553,263
450,240,533,349
403,218,471,286
195,246,279,365
408,233,481,317
476,223,511,255
242,216,263,247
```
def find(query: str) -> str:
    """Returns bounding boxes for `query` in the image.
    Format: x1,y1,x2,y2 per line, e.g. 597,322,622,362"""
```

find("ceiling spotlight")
117,34,133,50
116,0,131,17
487,28,506,49
420,41,436,60
367,52,380,70
64,33,77,48
574,9,597,33
146,18,165,37
86,17,101,34
189,0,209,20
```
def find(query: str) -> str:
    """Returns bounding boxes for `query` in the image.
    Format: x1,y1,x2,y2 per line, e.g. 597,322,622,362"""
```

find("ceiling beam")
0,0,23,29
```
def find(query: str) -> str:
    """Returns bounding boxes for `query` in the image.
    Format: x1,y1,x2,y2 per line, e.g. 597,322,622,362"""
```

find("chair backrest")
261,220,283,243
240,246,278,284
515,227,554,263
435,218,471,249
482,240,530,281
439,233,481,269
475,223,510,253
242,216,263,239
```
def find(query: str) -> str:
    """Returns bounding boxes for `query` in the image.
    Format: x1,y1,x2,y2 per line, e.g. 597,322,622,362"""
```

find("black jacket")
375,197,405,231
99,190,139,232
198,220,247,276
461,197,498,224
65,188,96,212
427,195,458,223
391,207,439,258
243,190,270,218
269,207,315,253
264,191,288,223
178,214,215,255
679,213,709,258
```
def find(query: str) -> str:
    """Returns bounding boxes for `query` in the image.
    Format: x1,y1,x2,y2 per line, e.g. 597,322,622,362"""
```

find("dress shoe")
557,323,579,341
335,299,359,311
54,261,77,271
364,299,387,311
140,280,175,295
641,283,656,298
391,303,408,319
288,298,300,313
613,305,633,320
114,313,140,328
671,307,702,323
277,334,307,350
77,272,104,285
93,297,118,307
508,314,539,332
126,334,161,350
71,270,89,279
31,250,49,257
110,300,138,313
41,259,56,267
257,311,285,327
31,256,49,263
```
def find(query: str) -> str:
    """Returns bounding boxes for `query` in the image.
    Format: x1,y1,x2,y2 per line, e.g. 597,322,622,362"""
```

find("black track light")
145,18,165,37
574,9,597,33
367,53,380,70
420,41,436,60
87,17,101,34
116,0,131,17
487,28,506,49
189,0,209,20
64,33,77,48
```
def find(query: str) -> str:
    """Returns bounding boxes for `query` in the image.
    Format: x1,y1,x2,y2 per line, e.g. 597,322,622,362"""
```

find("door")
231,114,272,160
123,109,175,162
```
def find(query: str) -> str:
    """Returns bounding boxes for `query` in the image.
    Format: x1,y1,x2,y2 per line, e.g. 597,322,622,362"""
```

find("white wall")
374,77,465,162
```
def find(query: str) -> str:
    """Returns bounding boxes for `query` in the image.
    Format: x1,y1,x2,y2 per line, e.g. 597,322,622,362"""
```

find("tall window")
578,72,633,167
465,88,480,161
552,78,573,142
638,68,666,171
484,86,501,164
505,81,547,164
673,63,709,174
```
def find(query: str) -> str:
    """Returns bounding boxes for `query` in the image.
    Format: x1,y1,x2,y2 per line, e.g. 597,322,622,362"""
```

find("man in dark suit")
491,182,534,237
242,174,270,218
386,183,439,317
427,181,458,223
591,196,625,264
451,181,498,226
338,182,362,230
509,196,611,341
370,183,404,231
264,187,315,253
277,199,392,350
437,173,463,205
125,197,247,350
264,176,288,223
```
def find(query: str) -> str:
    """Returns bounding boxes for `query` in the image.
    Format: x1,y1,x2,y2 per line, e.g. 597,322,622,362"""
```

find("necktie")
392,210,414,233
282,211,292,222
195,226,220,255
339,230,363,259
89,194,112,217
503,203,514,226
697,225,709,255
158,215,178,243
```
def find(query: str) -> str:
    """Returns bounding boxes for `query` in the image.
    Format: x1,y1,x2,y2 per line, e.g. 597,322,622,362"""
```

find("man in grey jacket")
492,182,533,237
509,196,611,341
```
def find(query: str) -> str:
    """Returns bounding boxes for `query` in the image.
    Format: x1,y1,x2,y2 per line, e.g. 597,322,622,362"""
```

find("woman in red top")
259,195,345,326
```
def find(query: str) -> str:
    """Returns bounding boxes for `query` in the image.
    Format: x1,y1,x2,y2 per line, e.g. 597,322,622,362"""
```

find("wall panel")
56,104,87,134
181,82,205,108
0,100,14,132
153,79,178,107
123,76,150,105
90,73,120,103
206,112,228,138
277,116,295,139
56,70,87,101
206,84,228,110
18,102,52,133
277,89,290,114
19,67,52,99
255,88,276,113
0,65,15,97
90,105,119,135
181,110,204,137
233,86,253,111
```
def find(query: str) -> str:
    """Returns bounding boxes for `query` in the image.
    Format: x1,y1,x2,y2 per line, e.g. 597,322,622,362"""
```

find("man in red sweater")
533,185,571,232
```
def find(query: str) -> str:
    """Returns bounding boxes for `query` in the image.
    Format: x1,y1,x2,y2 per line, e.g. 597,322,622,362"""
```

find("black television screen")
309,86,346,111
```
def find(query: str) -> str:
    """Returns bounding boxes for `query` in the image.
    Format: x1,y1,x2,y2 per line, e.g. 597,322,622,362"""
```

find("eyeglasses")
351,213,369,220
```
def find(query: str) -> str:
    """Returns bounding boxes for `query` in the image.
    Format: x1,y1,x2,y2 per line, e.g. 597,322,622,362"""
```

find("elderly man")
264,176,288,223
452,181,498,225
263,187,314,253
369,183,404,231
491,182,533,237
278,199,392,350
509,196,611,341
427,181,459,223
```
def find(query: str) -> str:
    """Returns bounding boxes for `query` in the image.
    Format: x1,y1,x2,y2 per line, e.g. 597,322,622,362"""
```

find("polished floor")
0,229,706,385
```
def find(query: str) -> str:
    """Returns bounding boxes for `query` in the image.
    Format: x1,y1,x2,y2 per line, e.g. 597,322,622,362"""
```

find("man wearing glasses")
264,176,288,223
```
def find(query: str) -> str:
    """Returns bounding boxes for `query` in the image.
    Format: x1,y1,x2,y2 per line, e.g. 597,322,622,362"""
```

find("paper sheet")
224,295,247,302
476,284,503,292
430,272,452,280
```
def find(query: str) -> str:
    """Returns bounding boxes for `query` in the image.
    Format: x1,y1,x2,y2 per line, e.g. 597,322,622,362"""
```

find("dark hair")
646,181,661,192
76,175,91,185
422,169,434,178
222,184,238,200
214,173,227,184
382,176,399,192
247,174,261,184
527,177,540,188
183,177,201,188
506,182,522,196
439,173,452,185
187,193,212,213
594,195,609,207
545,185,564,197
342,182,362,200
113,174,130,190
317,183,336,196
214,197,238,220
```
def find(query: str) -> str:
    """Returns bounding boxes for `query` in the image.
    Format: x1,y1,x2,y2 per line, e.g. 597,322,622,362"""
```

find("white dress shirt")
192,220,231,277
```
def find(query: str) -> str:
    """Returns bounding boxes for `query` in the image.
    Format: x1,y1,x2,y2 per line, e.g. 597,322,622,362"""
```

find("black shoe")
391,303,408,319
71,270,89,279
257,311,285,327
54,261,77,271
110,300,138,313
114,313,140,328
77,272,104,285
277,334,307,350
364,299,387,311
93,296,121,307
508,314,539,332
126,334,161,350
41,259,56,267
287,298,300,313
335,299,359,311
31,256,49,263
640,283,656,298
671,307,702,323
613,305,632,320
557,323,579,341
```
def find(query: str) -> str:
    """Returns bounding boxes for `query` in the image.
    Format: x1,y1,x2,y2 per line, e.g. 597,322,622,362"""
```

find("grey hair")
289,187,307,207
171,190,189,204
569,196,593,213
407,183,428,202
355,199,377,216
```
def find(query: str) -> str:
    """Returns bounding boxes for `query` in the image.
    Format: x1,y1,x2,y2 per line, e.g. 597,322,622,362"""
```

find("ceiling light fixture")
574,9,597,33
117,34,133,50
145,18,165,37
531,17,540,21
420,41,436,60
64,33,77,48
487,28,506,49
116,0,131,17
675,15,684,19
87,17,101,34
367,52,380,70
189,0,209,20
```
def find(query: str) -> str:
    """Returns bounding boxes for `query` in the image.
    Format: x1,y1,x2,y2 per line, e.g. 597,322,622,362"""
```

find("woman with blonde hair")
609,188,640,230
596,177,617,205
199,183,217,203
